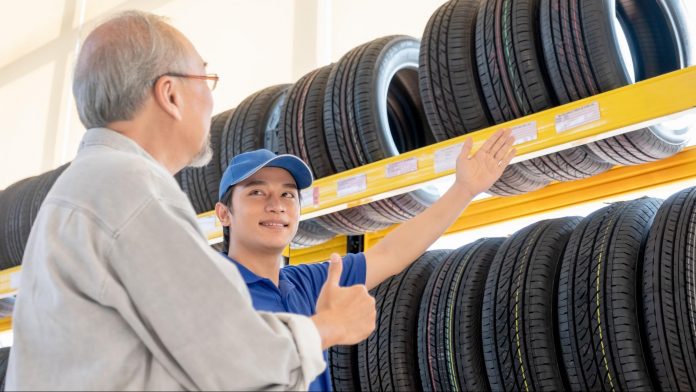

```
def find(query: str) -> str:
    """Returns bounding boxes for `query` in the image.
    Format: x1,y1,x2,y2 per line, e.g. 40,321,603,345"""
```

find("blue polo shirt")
223,252,367,392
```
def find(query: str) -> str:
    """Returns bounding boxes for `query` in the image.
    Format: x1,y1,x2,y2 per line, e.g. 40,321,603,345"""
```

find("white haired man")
7,10,376,390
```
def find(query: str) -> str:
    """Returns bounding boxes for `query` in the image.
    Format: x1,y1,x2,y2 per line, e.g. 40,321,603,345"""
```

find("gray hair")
73,10,188,129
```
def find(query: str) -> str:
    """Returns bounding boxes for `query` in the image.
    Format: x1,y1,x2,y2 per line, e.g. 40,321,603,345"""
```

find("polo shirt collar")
221,253,265,284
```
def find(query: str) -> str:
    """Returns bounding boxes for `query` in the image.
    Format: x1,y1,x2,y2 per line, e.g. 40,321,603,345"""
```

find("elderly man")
7,10,376,391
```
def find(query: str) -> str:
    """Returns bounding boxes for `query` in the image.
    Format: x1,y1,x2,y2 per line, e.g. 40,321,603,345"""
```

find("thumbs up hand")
311,254,376,349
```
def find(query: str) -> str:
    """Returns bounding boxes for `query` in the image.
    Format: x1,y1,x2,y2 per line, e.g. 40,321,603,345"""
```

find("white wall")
4,0,691,190
0,0,449,189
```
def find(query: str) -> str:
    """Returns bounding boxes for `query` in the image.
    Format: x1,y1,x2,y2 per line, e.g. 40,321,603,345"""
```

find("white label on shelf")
386,158,418,178
555,101,601,133
9,271,21,290
511,121,538,145
434,144,464,173
337,174,367,197
197,215,219,237
301,187,319,207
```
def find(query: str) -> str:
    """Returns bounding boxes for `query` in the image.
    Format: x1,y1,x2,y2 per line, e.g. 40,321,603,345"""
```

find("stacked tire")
419,0,692,196
329,250,450,391
280,36,443,238
0,163,69,269
327,185,696,392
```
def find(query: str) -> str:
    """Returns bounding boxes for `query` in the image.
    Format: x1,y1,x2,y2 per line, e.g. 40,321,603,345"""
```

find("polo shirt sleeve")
287,252,367,301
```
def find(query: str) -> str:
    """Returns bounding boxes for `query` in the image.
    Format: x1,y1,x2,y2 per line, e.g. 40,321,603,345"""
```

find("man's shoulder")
45,148,190,231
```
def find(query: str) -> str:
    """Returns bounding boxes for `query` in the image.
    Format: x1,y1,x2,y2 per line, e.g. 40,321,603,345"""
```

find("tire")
558,197,661,391
419,0,492,141
540,0,692,166
418,238,504,392
175,109,234,213
0,164,69,268
323,35,441,225
0,346,9,391
486,164,550,197
329,345,360,392
3,176,40,268
280,64,337,179
642,187,696,391
517,147,613,183
289,220,336,249
482,217,580,391
227,84,291,156
474,0,612,193
314,207,394,237
357,250,449,391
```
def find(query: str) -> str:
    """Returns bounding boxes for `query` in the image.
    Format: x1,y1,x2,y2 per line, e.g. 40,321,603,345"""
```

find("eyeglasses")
155,72,220,91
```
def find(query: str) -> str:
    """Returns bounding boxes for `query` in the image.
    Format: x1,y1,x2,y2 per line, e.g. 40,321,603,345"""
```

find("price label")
386,158,418,178
555,101,601,133
434,144,464,173
301,186,320,207
337,174,367,197
511,121,538,145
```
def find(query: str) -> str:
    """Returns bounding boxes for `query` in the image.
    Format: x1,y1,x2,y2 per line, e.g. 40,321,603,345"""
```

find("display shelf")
298,66,696,219
0,66,694,303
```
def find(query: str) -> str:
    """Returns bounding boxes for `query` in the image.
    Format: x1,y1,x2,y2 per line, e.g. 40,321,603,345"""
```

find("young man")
215,130,516,391
8,10,376,390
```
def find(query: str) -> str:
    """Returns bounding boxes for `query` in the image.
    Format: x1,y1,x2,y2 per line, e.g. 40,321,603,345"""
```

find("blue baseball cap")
218,149,314,200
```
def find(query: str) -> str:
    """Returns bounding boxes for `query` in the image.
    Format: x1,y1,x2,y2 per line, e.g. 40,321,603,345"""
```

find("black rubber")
280,64,337,179
418,238,503,392
0,163,69,268
0,346,9,391
517,147,613,183
540,0,690,166
486,164,549,196
642,187,696,392
227,84,292,157
419,0,492,141
482,217,580,391
473,0,609,194
329,345,360,392
290,220,336,249
357,250,449,391
558,197,661,391
322,35,440,229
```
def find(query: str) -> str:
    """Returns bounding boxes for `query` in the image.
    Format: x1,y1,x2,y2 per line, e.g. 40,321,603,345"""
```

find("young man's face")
226,167,300,254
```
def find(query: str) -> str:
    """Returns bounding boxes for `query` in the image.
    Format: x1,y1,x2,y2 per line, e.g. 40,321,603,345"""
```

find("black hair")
220,187,233,254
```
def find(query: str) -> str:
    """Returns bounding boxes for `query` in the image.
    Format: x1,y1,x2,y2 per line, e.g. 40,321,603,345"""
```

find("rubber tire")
642,187,696,391
357,250,449,391
418,238,504,392
280,64,337,179
290,220,336,249
475,0,611,193
419,0,492,141
323,35,440,224
558,197,661,391
0,346,9,391
329,345,360,391
540,0,691,166
482,217,580,391
226,84,292,157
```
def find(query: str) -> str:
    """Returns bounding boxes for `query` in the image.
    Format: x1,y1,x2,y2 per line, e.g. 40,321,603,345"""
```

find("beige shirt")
7,128,325,391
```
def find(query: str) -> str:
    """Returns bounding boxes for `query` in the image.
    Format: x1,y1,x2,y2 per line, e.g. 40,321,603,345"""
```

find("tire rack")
0,65,694,332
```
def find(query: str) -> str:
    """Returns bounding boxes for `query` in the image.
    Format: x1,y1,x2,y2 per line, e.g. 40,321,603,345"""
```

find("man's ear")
215,201,231,226
152,76,183,121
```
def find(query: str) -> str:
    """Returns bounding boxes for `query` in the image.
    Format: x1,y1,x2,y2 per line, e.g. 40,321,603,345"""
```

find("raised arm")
363,129,515,289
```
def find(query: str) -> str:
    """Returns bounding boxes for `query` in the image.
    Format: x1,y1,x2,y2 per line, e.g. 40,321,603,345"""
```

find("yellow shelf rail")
365,145,696,249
